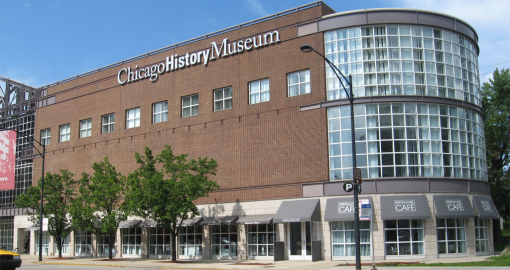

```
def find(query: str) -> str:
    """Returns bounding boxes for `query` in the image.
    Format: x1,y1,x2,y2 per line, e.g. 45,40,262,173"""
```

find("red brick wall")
34,4,332,204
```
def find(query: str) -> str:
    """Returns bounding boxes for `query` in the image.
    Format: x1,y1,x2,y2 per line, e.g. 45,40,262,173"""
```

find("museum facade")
1,1,499,261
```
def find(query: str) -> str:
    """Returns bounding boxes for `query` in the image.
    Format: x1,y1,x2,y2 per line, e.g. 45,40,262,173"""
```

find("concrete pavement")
18,253,507,270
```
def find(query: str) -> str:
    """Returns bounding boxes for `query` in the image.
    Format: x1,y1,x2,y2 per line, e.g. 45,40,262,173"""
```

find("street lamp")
1,127,46,261
300,44,361,270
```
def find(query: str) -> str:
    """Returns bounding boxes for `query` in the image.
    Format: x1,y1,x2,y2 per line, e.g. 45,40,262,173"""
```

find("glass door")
288,222,312,260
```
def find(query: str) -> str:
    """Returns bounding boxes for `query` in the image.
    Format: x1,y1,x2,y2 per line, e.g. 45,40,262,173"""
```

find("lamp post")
301,44,361,270
1,127,45,261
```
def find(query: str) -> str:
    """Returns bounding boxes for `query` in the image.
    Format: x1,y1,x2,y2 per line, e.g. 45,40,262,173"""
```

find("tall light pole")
301,44,361,270
1,127,46,261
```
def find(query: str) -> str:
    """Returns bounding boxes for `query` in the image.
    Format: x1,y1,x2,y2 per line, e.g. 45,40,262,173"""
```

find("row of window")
30,218,490,258
332,218,489,257
40,70,311,144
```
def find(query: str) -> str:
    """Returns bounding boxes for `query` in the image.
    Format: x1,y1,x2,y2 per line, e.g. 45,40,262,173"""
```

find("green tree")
123,145,219,261
14,169,76,258
70,157,127,259
482,68,510,244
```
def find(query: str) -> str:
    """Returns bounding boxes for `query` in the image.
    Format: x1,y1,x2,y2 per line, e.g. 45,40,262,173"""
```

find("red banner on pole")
0,130,16,190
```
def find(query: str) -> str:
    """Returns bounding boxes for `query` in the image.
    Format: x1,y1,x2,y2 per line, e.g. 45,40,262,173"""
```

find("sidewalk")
20,254,501,269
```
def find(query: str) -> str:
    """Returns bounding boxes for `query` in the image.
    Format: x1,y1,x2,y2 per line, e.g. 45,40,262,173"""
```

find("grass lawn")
413,255,510,267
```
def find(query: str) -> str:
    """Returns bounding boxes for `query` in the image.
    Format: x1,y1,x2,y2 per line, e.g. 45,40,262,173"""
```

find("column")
424,218,438,259
115,228,122,258
466,218,476,257
237,225,247,260
202,225,211,259
69,230,75,256
141,227,149,258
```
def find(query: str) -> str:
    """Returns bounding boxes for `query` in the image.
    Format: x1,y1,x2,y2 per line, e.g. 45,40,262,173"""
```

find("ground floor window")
247,223,275,257
35,231,50,255
437,218,466,254
475,217,489,252
53,234,70,255
0,217,14,251
385,219,424,255
97,235,115,256
332,220,371,256
179,225,203,256
211,225,237,257
122,228,141,256
150,227,171,257
75,230,92,256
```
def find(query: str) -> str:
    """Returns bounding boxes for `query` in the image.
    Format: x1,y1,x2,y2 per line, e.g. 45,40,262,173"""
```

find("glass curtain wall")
0,218,14,251
324,25,480,105
328,103,486,181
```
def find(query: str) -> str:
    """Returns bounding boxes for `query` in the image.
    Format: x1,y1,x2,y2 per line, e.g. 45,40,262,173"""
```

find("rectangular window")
249,78,270,104
178,226,203,256
211,225,237,258
182,94,199,117
332,221,371,256
214,87,233,111
80,119,92,138
126,108,141,129
122,228,142,256
59,124,70,142
41,128,51,145
474,217,489,253
153,101,168,123
288,70,311,97
384,219,424,255
247,223,275,257
102,113,115,134
437,218,466,254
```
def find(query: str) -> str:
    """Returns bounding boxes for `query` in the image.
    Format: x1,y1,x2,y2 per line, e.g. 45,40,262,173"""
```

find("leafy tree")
482,68,510,244
70,157,127,259
14,169,76,257
123,145,219,261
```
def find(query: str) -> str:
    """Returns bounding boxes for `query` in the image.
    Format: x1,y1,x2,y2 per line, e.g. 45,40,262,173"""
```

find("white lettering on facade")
117,31,280,85
394,200,416,212
445,199,464,211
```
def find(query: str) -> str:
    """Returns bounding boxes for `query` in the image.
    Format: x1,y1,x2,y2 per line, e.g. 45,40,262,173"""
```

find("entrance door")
288,222,312,260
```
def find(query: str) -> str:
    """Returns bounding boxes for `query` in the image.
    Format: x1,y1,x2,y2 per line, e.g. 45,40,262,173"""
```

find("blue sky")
1,0,509,88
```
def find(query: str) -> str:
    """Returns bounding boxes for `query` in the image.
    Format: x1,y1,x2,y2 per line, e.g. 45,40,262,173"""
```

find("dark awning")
472,196,499,219
381,195,431,220
201,216,238,226
118,219,142,228
434,195,475,219
237,214,274,225
324,197,373,222
181,217,203,226
25,226,39,231
273,199,321,223
139,219,157,228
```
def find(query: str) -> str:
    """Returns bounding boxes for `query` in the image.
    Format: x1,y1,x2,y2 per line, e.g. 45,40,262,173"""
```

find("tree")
123,145,219,261
481,68,510,244
70,157,127,259
14,169,76,258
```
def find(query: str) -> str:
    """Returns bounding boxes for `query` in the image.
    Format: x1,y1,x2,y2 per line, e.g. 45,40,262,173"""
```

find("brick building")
2,1,498,261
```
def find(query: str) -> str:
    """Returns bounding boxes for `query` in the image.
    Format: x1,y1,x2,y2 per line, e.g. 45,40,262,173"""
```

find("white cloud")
245,0,269,17
392,0,510,83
